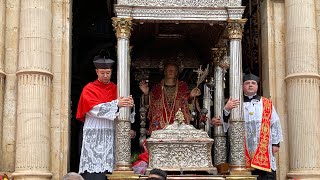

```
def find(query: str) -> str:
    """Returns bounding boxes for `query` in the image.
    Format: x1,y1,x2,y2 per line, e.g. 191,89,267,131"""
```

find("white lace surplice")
79,100,118,174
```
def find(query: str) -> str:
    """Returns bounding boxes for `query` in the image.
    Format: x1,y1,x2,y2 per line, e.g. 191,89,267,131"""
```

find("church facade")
0,0,319,180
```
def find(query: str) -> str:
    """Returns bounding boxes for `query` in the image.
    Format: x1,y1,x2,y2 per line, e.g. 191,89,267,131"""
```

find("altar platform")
138,175,257,180
139,175,224,180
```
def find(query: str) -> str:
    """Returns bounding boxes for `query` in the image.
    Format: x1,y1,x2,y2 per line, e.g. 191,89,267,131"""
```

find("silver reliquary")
146,109,217,174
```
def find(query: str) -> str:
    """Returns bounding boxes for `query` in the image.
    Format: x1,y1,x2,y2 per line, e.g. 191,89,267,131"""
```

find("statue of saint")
139,63,201,133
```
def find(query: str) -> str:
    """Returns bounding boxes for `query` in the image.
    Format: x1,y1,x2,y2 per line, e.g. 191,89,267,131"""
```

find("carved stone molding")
16,69,54,79
114,6,245,22
285,72,320,81
112,17,133,39
227,19,247,39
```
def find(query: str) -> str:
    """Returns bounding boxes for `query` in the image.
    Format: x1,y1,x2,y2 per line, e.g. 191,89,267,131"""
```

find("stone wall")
0,1,71,180
260,1,288,180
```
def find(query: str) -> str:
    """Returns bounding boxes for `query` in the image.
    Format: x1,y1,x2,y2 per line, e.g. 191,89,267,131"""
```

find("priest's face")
96,68,112,84
164,64,178,80
243,80,258,96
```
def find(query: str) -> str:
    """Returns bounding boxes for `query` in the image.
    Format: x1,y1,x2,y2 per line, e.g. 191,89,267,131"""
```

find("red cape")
76,80,117,122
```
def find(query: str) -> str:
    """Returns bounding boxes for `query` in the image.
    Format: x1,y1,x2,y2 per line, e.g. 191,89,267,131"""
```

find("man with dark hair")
147,168,167,180
62,172,84,180
76,56,134,180
211,73,283,180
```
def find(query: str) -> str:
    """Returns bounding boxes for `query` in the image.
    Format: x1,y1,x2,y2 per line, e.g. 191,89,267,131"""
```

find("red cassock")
76,80,117,122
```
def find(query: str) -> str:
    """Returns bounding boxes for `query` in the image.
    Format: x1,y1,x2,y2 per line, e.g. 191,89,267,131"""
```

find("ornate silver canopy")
114,0,244,22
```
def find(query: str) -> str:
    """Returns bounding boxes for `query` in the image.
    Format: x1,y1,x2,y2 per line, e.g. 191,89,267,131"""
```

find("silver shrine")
146,110,216,174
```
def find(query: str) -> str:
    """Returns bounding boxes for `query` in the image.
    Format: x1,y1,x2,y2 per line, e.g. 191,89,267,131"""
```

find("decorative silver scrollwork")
117,0,231,7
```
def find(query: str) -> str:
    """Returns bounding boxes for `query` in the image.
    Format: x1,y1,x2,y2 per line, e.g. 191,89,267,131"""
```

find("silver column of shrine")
112,17,134,172
227,18,248,173
212,48,228,167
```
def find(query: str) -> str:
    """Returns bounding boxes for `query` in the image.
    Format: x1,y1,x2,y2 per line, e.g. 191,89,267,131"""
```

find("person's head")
148,168,167,180
93,57,114,84
243,73,259,96
164,63,179,81
62,172,84,180
146,178,164,180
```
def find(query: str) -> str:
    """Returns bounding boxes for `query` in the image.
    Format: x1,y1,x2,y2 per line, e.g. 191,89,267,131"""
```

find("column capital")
227,19,247,39
112,17,133,39
211,47,229,70
211,48,222,66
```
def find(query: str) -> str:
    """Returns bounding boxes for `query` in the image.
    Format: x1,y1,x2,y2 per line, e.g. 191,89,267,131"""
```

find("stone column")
212,48,228,167
2,0,20,172
226,19,247,173
50,0,72,179
12,1,53,180
112,17,133,172
285,0,320,179
0,0,5,169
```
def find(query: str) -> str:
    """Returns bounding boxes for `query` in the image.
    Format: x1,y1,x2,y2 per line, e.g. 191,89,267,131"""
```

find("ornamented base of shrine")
225,175,257,180
109,172,257,180
139,175,257,180
108,171,140,180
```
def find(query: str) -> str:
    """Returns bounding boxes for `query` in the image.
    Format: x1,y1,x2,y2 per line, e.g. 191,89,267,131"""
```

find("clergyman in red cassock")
76,55,134,180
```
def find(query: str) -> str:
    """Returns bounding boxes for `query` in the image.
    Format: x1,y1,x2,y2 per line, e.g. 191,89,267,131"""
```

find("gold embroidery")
246,97,273,172
161,82,178,125
164,85,176,107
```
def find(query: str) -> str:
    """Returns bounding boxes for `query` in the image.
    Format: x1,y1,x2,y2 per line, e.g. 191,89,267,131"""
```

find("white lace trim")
86,100,119,121
79,128,115,174
79,100,119,174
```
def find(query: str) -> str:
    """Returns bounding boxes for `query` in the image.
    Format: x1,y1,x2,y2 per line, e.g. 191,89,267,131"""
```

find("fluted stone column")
0,0,5,169
227,19,247,173
112,17,133,172
12,1,53,180
212,48,227,166
2,0,20,172
285,0,320,179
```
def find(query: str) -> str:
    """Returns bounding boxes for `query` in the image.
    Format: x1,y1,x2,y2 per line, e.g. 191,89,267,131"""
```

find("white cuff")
223,108,230,116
